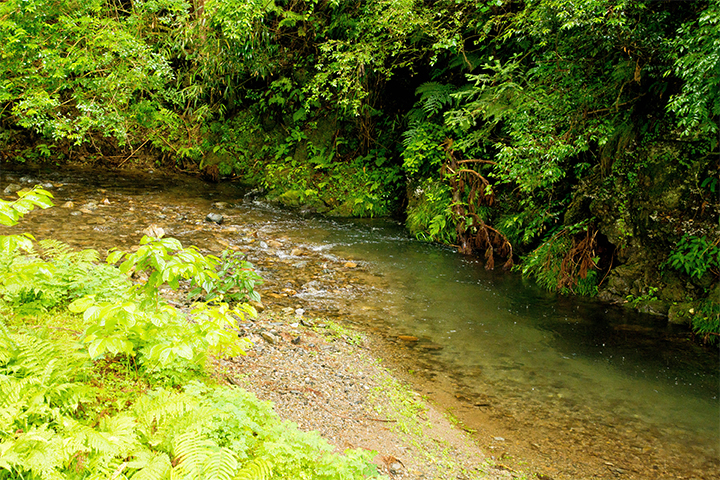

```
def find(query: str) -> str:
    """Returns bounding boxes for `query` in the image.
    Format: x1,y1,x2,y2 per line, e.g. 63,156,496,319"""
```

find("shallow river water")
1,166,718,479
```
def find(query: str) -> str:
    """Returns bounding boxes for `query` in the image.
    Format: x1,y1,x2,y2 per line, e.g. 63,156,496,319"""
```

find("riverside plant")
0,192,384,480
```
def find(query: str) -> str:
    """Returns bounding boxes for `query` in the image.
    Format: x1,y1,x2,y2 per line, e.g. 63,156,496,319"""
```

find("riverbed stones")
261,331,279,344
398,335,419,342
3,184,21,194
142,224,165,238
205,212,223,224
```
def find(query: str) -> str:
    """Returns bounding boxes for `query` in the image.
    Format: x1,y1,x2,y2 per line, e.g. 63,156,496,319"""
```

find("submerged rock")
143,224,165,238
3,184,21,194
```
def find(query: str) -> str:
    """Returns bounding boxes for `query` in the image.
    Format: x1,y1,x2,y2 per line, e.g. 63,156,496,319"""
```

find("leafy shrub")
0,238,130,315
74,298,254,377
0,186,53,226
406,179,456,244
518,225,600,296
664,234,720,279
189,249,263,304
690,298,720,345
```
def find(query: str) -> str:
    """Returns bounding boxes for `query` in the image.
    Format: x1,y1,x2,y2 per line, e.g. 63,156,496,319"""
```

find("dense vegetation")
0,0,718,340
0,190,382,479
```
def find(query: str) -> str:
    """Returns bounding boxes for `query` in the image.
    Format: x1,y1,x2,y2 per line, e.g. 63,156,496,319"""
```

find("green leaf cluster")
0,187,54,227
664,234,720,280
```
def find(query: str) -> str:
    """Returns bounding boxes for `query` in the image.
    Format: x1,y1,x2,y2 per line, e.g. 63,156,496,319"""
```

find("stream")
1,166,718,479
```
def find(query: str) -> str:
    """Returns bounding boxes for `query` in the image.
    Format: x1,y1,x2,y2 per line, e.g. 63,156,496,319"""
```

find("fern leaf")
173,432,215,477
202,448,237,480
233,458,273,480
129,452,172,480
415,81,456,117
38,239,74,261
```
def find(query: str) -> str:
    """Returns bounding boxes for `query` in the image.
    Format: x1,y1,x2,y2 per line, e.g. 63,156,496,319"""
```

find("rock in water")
3,184,21,194
206,213,224,224
261,331,278,344
398,335,419,342
143,224,165,238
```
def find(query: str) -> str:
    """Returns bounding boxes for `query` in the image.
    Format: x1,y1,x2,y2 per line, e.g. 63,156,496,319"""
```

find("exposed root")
442,140,513,270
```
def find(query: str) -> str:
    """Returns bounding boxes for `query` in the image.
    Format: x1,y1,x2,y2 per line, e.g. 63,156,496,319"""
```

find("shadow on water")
2,166,718,478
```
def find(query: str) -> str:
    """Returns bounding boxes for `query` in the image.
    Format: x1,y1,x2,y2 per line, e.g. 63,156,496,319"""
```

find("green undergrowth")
0,189,383,479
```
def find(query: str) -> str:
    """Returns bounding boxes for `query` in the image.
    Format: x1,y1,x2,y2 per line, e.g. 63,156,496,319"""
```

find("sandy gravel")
218,307,516,480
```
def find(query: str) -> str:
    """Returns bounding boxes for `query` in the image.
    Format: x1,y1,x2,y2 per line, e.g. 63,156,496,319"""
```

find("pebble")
143,224,165,238
343,261,357,268
261,331,279,344
61,201,74,208
206,213,224,224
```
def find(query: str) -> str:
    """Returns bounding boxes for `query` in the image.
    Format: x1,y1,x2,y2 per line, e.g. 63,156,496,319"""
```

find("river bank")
214,305,510,480
1,165,718,479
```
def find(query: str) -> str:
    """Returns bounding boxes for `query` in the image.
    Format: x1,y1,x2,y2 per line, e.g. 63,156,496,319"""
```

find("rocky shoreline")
217,306,514,480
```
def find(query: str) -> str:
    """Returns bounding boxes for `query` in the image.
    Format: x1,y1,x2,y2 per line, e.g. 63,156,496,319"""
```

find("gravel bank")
218,307,516,480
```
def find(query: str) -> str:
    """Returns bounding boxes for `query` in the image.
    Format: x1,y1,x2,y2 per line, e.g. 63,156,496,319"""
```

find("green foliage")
0,329,382,479
664,234,720,279
668,0,720,140
77,298,253,376
0,237,130,315
0,187,53,226
189,250,263,304
406,180,456,244
0,214,381,479
518,225,600,296
690,298,720,345
401,121,449,178
108,235,221,304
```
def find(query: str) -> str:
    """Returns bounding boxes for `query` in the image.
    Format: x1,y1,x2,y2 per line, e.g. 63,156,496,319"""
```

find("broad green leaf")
68,295,96,313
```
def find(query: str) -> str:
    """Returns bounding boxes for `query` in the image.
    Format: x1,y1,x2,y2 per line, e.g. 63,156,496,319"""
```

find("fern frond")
201,448,237,480
39,239,100,264
173,432,216,477
38,239,74,262
233,458,273,480
128,452,172,480
11,332,58,376
415,81,456,117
